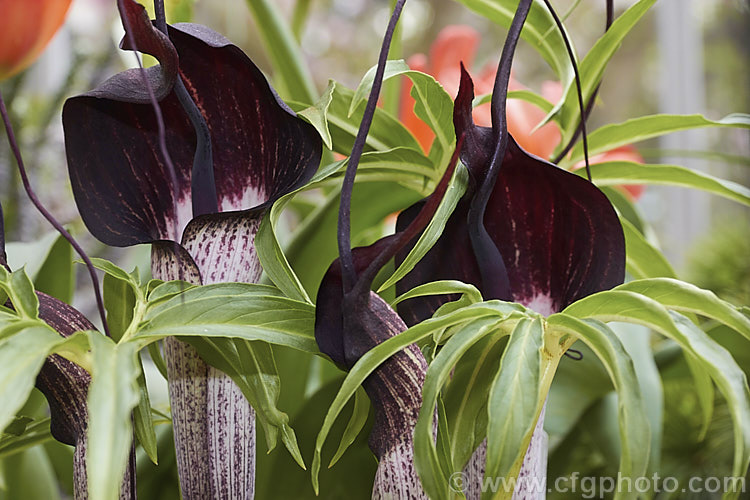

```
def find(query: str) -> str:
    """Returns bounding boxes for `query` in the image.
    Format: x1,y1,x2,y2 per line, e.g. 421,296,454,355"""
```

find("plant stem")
337,0,407,293
0,91,110,336
466,0,533,302
542,0,590,180
552,0,614,165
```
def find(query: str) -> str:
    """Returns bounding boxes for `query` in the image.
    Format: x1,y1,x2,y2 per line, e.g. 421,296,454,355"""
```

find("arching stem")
152,1,218,217
0,92,110,336
117,0,185,287
465,0,533,302
543,0,591,180
337,0,407,294
552,0,614,165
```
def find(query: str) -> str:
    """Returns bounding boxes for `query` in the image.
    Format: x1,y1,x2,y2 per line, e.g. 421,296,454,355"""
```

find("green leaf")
564,291,750,493
5,231,63,283
0,267,39,320
298,80,336,150
552,0,658,143
414,317,504,500
136,283,318,354
350,62,455,164
455,0,576,90
610,323,663,475
166,0,195,23
2,416,34,436
285,181,423,297
145,279,192,304
187,337,305,467
474,89,555,116
378,165,469,292
620,218,677,280
243,0,317,104
579,162,750,206
0,326,64,434
87,258,140,288
291,84,422,155
668,313,750,497
311,301,519,493
0,445,61,500
349,60,411,117
566,113,750,165
256,155,351,304
132,353,158,464
357,147,437,182
391,280,483,308
103,273,137,343
328,386,369,467
146,342,168,380
33,235,74,303
86,332,140,500
683,350,715,439
444,333,507,470
307,147,435,193
256,209,312,304
614,278,750,341
547,315,651,499
604,186,646,233
0,418,53,459
546,342,611,450
484,318,548,499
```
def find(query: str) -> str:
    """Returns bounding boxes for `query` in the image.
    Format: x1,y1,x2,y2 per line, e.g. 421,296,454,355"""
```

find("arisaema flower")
401,24,646,200
313,1,461,497
315,143,461,499
62,1,321,497
393,3,626,497
396,63,626,325
0,0,72,79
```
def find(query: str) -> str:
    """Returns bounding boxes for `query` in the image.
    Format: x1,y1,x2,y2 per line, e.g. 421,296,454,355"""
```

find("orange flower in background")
400,25,561,159
0,0,73,80
401,25,646,200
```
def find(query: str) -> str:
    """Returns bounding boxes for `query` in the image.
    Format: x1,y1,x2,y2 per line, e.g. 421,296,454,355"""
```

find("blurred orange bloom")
400,25,645,200
400,25,561,160
0,0,72,80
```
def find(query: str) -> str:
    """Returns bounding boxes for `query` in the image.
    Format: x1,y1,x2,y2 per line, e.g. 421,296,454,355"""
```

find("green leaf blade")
86,333,140,500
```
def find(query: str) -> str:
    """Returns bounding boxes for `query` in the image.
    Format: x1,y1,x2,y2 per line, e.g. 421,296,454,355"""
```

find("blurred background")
0,1,748,498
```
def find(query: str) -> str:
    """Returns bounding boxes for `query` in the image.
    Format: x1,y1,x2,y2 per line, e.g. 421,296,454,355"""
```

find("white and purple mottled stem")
151,217,263,499
72,439,136,499
368,342,429,500
463,404,548,500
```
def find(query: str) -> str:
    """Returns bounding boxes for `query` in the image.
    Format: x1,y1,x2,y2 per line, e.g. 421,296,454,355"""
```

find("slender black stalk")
543,0,590,180
552,0,614,165
152,0,217,217
153,0,167,29
337,0,406,294
465,0,533,301
352,135,464,296
0,92,110,336
117,0,179,237
0,202,8,270
117,0,185,287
